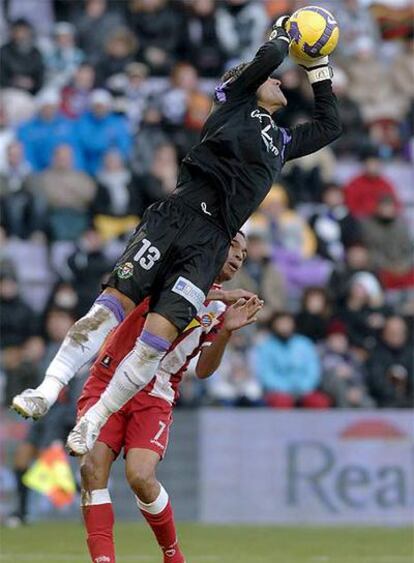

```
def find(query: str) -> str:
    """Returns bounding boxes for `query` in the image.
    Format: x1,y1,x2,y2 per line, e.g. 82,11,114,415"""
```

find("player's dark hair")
221,62,249,85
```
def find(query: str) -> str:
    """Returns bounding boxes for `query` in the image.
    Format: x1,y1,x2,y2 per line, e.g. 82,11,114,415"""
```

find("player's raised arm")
216,17,290,100
195,296,263,379
281,55,343,162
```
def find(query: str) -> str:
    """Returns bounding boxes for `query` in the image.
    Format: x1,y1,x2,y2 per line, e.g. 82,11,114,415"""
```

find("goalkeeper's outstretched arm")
217,20,291,99
282,56,343,161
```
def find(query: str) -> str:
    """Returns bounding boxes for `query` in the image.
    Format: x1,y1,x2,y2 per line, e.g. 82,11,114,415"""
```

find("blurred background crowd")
0,0,413,413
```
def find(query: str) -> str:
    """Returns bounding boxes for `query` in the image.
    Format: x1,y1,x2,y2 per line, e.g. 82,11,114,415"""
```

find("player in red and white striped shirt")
79,232,262,563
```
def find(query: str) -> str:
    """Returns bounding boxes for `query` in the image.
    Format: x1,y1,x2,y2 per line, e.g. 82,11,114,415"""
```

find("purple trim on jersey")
279,127,292,161
140,330,170,352
215,83,227,103
96,294,125,323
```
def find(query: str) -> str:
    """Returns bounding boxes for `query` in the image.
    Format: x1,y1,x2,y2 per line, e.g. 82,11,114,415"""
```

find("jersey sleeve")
215,37,289,102
280,80,343,162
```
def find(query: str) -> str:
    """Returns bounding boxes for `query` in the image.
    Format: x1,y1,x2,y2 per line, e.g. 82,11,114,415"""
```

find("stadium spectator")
179,0,224,77
77,89,132,175
331,67,368,156
216,0,268,65
207,330,263,407
367,316,413,408
328,243,374,307
335,0,380,58
223,230,285,321
0,267,38,349
0,104,15,170
0,141,47,239
252,185,331,296
346,37,406,128
108,62,150,132
27,144,96,241
135,142,178,215
17,89,82,171
95,27,138,87
391,34,414,109
343,146,401,218
0,18,44,95
127,0,181,75
338,271,390,353
160,63,202,128
309,182,361,262
253,312,330,409
5,0,55,37
73,0,125,64
93,150,140,241
67,229,111,315
45,281,80,315
130,103,170,175
360,195,414,289
296,287,331,343
42,22,84,90
61,63,96,119
281,114,337,203
319,319,374,408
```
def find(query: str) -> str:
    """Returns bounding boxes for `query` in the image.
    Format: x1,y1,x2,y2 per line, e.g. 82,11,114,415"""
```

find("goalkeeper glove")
269,15,291,44
291,54,333,84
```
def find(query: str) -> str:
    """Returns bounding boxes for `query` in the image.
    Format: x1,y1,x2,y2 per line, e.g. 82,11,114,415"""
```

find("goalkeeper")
13,16,342,455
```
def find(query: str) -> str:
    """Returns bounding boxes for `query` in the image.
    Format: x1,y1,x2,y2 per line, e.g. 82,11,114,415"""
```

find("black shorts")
105,197,230,331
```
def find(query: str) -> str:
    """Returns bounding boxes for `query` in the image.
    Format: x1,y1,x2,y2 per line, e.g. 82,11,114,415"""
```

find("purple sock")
140,330,171,352
96,294,125,324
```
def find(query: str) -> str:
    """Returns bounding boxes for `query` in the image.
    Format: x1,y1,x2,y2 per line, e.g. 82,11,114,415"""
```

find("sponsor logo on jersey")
250,110,279,156
172,276,205,311
117,262,134,279
101,355,112,368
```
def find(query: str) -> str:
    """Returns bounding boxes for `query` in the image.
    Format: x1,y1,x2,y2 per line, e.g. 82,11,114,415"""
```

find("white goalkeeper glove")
291,53,333,84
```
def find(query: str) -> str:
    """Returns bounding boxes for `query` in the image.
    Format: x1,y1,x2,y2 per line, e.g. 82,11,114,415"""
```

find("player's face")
257,78,287,110
219,233,247,282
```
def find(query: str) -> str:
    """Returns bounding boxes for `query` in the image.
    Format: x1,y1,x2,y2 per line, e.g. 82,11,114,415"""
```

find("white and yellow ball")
286,6,339,62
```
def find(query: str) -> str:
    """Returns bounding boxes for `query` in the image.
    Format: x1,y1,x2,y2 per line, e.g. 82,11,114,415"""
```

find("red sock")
137,486,185,563
82,489,115,563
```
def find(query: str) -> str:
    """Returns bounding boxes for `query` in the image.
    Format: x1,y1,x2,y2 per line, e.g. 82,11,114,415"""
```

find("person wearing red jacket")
344,147,401,218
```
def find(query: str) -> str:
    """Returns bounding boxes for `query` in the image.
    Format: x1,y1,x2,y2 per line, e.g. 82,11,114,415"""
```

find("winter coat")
253,333,321,396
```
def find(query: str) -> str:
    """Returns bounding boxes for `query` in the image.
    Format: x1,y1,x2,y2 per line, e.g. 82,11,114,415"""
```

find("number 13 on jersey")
133,238,161,270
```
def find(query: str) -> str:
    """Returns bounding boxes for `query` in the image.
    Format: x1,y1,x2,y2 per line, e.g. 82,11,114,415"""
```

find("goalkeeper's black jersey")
175,36,342,238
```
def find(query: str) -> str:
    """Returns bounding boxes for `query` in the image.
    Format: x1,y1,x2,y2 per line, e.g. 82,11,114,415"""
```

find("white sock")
136,484,168,515
81,488,111,507
36,375,65,407
43,301,122,406
85,335,169,427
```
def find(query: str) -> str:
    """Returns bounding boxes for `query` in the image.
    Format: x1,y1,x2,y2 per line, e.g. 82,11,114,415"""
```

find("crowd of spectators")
1,0,413,411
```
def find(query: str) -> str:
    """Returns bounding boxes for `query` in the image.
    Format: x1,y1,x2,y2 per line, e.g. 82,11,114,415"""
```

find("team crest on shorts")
117,262,134,279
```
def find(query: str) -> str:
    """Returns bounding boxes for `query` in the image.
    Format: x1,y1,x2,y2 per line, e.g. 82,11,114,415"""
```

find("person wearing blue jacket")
77,89,132,176
253,312,331,408
17,90,83,171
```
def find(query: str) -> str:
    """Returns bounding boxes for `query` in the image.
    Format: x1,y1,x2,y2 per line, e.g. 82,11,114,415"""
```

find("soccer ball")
286,6,339,62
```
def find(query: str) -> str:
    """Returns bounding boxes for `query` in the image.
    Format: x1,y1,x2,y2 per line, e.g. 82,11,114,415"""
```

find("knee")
126,464,157,496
